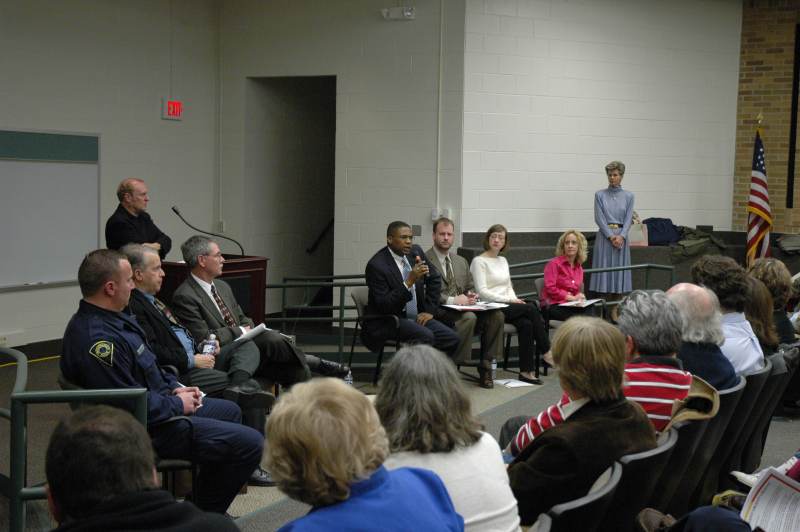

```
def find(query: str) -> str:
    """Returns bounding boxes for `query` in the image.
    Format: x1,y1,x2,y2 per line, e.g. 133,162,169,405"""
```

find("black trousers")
502,302,550,374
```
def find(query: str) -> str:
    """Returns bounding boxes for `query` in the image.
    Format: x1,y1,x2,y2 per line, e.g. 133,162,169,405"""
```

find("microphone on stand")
171,206,246,256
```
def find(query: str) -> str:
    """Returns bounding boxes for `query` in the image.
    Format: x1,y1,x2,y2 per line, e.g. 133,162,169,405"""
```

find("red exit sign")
161,98,184,121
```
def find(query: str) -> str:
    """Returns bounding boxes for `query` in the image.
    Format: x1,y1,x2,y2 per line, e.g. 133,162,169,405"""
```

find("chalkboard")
0,131,99,289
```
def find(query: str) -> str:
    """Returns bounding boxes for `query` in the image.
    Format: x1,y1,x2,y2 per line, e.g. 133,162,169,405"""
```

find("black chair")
349,286,401,385
667,376,746,516
704,359,771,495
57,373,199,498
651,419,709,513
741,350,799,472
546,462,622,532
598,428,679,532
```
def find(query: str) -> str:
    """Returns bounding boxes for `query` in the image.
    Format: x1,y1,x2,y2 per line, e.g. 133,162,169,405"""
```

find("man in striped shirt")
506,290,691,457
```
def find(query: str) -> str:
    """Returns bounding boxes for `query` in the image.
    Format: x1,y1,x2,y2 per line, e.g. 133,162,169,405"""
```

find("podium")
160,255,269,321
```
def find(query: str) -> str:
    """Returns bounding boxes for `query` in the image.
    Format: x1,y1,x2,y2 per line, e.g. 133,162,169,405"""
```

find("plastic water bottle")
201,334,216,355
491,359,497,380
344,370,354,386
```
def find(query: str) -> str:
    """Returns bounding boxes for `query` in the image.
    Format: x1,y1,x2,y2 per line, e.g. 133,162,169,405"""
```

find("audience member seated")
171,235,349,387
470,224,550,384
743,276,779,357
506,317,656,527
425,217,504,388
265,378,464,531
105,177,171,259
122,244,275,486
691,255,766,376
540,229,592,321
61,249,263,514
46,405,237,532
504,291,690,458
667,283,739,391
748,257,796,344
362,220,460,357
636,506,755,532
376,345,520,531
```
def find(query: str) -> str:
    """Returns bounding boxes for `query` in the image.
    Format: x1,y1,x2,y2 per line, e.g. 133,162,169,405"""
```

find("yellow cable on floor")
0,354,60,368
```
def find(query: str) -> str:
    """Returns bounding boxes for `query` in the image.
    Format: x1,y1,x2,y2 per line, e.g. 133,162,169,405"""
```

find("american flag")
746,129,772,264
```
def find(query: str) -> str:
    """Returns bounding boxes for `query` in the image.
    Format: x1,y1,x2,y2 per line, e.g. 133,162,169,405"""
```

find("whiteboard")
0,160,99,288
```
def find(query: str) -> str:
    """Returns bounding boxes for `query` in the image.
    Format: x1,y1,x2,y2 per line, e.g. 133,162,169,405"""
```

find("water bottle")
344,370,354,386
491,359,497,380
201,334,216,355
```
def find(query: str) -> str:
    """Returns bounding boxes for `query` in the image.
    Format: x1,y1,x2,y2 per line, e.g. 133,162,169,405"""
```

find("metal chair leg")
373,345,386,386
348,319,360,369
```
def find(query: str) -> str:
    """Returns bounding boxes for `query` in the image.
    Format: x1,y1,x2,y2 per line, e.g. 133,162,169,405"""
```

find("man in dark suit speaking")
171,235,349,388
362,221,459,356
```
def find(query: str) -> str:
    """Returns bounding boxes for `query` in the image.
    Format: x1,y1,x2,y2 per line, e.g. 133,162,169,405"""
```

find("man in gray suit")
171,235,349,388
425,217,504,388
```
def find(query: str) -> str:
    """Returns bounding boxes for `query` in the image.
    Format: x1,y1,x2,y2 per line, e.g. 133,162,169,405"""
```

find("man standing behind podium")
425,217,503,388
106,178,171,259
171,235,349,387
363,221,459,356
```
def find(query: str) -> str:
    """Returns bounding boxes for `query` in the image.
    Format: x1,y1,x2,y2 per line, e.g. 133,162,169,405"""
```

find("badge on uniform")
89,340,114,366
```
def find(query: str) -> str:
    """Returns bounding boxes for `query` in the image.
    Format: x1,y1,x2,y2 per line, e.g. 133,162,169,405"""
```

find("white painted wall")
219,0,466,282
462,0,742,233
0,0,220,345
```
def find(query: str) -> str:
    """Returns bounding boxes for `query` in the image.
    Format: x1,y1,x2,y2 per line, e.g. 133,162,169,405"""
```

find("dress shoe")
249,466,277,487
635,508,676,532
477,368,494,389
224,380,275,410
518,373,543,385
314,358,351,378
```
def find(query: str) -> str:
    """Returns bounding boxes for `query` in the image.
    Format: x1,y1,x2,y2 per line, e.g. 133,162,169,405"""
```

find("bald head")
667,283,724,345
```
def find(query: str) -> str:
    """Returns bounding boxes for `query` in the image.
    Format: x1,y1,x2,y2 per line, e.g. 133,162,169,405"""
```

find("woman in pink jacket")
540,230,589,322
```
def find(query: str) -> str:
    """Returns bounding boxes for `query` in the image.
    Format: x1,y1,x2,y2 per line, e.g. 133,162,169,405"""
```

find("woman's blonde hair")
554,230,588,264
266,378,389,507
748,257,792,309
552,317,626,403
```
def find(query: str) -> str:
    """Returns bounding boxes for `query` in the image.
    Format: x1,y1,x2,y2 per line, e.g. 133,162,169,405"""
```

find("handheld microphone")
171,206,246,256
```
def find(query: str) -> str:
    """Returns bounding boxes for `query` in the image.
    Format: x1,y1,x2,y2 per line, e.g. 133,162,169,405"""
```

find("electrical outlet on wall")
0,336,8,347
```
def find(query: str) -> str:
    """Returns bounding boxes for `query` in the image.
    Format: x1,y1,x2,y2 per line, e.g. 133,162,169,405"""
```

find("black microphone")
171,206,246,256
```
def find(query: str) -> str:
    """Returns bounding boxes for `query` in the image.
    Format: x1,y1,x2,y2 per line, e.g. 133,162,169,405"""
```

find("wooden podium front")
160,255,269,321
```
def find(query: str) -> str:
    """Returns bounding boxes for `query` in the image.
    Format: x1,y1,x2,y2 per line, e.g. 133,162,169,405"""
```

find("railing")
266,262,675,361
0,347,148,532
305,218,334,254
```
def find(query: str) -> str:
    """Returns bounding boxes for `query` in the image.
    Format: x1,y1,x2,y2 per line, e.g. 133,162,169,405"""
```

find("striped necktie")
211,285,237,327
402,257,418,319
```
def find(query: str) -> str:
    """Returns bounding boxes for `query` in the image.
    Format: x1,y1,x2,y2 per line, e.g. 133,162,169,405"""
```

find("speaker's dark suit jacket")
363,245,452,351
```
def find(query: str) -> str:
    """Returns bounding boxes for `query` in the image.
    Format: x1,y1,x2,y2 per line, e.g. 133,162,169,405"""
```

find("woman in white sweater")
470,224,550,384
377,345,521,532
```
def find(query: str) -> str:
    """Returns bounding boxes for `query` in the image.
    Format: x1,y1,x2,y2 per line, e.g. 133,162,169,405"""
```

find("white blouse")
470,255,517,303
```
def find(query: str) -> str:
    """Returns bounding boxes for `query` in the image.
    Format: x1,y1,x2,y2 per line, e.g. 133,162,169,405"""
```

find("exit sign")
161,98,184,121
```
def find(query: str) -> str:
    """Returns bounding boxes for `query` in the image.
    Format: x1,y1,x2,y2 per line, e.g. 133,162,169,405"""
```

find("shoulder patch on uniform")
89,340,114,366
136,343,145,355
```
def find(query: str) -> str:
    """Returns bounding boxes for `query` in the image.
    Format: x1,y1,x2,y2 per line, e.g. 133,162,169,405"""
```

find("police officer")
61,249,263,514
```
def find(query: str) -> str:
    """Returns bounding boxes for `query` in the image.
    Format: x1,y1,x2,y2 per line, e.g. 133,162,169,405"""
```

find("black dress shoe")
314,358,351,378
518,373,543,385
249,466,276,487
223,380,275,410
477,368,494,389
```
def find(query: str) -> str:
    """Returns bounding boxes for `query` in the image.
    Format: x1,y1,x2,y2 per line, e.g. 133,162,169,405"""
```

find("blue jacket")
61,300,183,425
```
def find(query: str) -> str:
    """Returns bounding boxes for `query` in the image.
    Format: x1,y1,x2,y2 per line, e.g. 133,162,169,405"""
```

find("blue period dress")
589,186,634,294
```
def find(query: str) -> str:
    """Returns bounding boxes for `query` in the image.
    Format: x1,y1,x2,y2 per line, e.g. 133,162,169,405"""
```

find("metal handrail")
509,258,551,270
1,347,148,532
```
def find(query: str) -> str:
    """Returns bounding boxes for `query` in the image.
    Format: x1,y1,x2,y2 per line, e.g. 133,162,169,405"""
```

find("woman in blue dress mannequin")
589,161,634,299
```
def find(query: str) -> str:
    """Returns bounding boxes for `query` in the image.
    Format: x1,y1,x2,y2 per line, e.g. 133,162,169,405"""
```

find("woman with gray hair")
266,378,464,531
589,160,634,299
616,290,692,430
376,345,520,532
667,283,738,391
